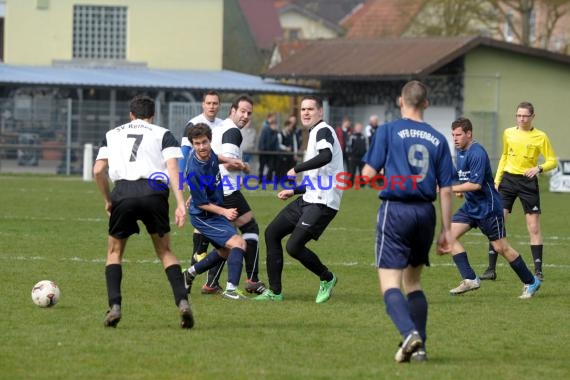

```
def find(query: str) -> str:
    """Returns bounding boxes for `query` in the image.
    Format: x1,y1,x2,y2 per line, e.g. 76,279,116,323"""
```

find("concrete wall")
464,46,570,159
4,0,223,70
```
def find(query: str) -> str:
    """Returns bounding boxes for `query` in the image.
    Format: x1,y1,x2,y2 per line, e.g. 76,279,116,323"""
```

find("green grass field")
1,175,569,379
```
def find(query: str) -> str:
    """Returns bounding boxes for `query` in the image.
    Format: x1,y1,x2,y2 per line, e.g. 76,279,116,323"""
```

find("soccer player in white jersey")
93,95,193,329
179,91,224,284
254,95,343,303
202,94,267,297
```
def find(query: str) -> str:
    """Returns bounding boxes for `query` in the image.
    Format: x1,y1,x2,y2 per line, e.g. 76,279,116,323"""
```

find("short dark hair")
401,80,428,108
301,95,323,109
451,117,473,133
231,94,254,112
517,101,534,115
203,90,220,102
130,95,155,119
187,123,212,143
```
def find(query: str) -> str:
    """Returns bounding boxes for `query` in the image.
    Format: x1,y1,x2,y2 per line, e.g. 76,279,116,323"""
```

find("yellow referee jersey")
495,126,557,185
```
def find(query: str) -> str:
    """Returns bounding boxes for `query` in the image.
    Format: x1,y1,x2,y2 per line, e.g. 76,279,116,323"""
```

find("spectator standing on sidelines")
481,102,557,281
257,112,279,181
365,114,380,144
182,123,250,300
240,120,256,165
361,80,454,362
254,95,343,303
179,91,224,270
345,122,368,185
200,94,267,296
93,95,193,329
446,117,541,298
276,119,299,179
335,116,352,171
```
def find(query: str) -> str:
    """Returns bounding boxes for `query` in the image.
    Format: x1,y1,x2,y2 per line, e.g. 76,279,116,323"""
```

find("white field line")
1,215,569,241
1,254,569,269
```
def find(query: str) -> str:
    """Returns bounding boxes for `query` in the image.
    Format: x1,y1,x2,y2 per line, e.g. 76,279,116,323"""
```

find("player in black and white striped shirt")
94,95,193,329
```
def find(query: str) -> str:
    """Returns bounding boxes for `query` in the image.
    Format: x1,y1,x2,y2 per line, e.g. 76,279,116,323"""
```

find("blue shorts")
452,208,506,242
190,214,237,249
375,200,435,269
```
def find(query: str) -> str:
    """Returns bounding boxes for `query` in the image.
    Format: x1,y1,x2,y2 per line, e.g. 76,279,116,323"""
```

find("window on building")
505,10,514,42
284,28,303,41
529,8,536,43
73,5,127,60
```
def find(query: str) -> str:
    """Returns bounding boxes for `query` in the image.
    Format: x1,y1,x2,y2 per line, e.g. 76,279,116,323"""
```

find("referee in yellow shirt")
481,102,557,281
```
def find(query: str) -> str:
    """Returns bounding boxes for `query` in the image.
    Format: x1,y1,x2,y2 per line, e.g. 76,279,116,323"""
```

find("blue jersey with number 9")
363,118,453,202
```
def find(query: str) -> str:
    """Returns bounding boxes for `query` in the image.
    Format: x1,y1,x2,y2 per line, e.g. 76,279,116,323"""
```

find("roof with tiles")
238,0,283,50
342,0,426,38
263,35,570,80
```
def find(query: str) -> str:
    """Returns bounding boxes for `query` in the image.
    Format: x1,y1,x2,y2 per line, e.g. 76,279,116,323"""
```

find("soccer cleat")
178,299,194,329
103,304,122,328
316,273,337,303
253,289,284,301
245,280,267,295
519,275,542,299
193,252,207,263
394,330,423,363
535,271,543,281
480,267,497,281
221,289,249,301
201,284,223,295
449,277,481,295
183,269,195,294
410,347,428,362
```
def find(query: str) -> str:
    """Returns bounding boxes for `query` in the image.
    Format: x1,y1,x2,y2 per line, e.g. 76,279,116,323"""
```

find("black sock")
244,239,260,282
530,245,543,273
488,243,498,270
191,232,209,265
165,264,187,306
105,264,122,307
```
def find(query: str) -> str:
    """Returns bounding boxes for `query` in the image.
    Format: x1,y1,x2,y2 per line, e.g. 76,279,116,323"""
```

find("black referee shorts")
498,172,541,214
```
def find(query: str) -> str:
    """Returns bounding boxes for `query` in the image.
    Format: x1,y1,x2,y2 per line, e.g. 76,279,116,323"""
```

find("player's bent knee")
226,234,247,251
240,219,259,241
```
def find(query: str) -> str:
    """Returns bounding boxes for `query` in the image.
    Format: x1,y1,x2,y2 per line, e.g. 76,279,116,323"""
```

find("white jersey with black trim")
96,119,182,182
211,118,243,196
302,121,344,210
180,114,223,147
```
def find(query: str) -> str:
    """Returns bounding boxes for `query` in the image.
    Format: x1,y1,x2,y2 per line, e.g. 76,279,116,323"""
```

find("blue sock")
452,252,477,280
407,290,428,344
384,288,416,338
227,247,245,286
194,250,225,274
509,255,535,284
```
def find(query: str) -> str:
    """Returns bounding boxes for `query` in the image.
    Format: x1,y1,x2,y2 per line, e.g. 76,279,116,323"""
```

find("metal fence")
0,97,231,175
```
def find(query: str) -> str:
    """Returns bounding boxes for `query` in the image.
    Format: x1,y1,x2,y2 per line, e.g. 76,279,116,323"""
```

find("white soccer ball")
31,280,61,307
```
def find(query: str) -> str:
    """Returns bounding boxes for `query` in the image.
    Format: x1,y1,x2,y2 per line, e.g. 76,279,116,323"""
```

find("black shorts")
280,197,337,240
223,190,252,217
108,180,171,238
498,172,541,214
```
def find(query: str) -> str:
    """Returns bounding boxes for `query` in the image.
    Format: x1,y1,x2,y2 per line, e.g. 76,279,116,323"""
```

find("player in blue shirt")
447,117,541,299
362,81,454,363
181,123,250,300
